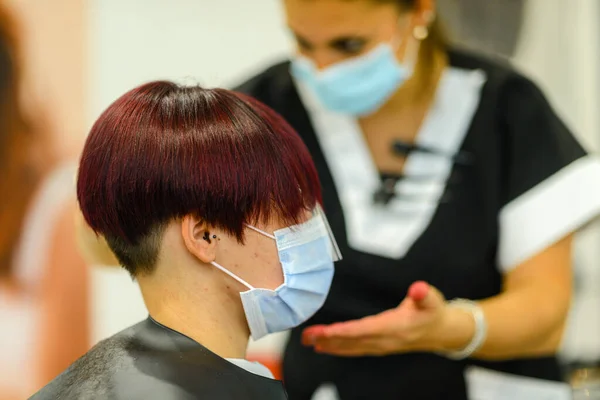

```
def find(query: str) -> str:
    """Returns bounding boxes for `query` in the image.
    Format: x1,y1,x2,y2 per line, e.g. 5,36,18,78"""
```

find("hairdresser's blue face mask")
211,205,342,340
290,34,418,116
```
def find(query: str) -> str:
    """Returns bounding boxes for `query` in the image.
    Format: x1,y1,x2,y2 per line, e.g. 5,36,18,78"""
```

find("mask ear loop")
209,225,280,290
210,261,255,290
401,34,420,73
245,224,276,240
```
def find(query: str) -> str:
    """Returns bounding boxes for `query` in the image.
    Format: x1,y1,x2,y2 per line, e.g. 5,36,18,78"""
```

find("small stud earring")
212,235,217,239
413,25,429,40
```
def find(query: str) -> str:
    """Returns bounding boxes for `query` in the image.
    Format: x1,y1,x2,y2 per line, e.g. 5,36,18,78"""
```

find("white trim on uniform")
293,67,486,259
498,155,600,271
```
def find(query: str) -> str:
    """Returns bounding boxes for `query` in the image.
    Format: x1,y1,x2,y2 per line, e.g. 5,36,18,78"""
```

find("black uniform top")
235,49,600,399
30,318,287,400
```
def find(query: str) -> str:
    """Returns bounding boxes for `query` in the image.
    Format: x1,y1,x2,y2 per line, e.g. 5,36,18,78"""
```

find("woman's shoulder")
448,47,540,94
448,47,556,125
448,47,517,78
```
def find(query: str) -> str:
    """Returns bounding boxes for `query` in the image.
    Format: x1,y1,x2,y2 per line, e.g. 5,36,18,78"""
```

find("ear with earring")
413,10,435,40
202,232,219,243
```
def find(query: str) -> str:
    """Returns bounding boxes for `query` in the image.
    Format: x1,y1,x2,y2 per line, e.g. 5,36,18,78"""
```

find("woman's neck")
141,280,251,359
375,46,448,116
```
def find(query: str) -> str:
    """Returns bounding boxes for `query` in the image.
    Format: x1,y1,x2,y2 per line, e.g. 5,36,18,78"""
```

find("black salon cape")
234,49,600,399
30,318,287,400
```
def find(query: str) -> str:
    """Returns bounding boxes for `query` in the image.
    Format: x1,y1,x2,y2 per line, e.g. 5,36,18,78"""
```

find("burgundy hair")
77,81,321,275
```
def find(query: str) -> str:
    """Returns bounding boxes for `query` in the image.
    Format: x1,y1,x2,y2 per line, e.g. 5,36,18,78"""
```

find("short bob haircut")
77,81,321,276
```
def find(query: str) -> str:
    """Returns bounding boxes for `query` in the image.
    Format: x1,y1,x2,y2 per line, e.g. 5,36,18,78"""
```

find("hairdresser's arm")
305,234,572,360
440,234,572,359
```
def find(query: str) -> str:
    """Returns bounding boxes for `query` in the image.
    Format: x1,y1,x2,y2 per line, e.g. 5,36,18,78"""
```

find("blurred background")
1,0,600,397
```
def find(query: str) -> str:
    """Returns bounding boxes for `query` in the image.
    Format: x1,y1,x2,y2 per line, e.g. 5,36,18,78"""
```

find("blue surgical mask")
211,206,341,340
290,39,418,116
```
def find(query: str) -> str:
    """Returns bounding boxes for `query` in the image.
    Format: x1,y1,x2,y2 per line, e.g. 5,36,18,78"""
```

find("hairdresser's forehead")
284,0,398,42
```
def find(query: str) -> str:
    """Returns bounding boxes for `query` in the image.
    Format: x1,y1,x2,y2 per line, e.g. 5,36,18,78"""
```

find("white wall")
87,0,290,115
87,0,600,362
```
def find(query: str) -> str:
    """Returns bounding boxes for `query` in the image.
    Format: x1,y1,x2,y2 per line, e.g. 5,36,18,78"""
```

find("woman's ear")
181,215,217,264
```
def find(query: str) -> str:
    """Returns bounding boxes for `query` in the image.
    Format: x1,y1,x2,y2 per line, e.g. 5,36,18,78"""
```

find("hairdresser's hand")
302,281,452,356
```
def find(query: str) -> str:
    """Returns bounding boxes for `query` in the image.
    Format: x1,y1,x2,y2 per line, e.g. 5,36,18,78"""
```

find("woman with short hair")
32,81,340,400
